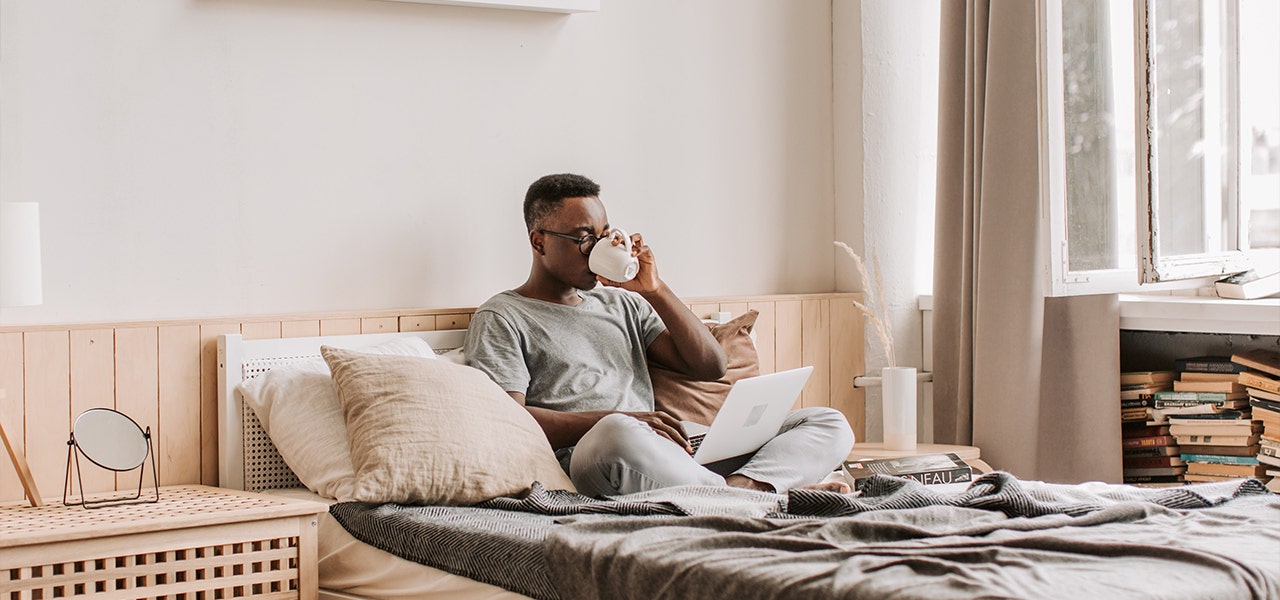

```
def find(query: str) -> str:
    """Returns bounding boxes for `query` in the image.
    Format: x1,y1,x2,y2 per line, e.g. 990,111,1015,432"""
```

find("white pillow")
237,336,437,501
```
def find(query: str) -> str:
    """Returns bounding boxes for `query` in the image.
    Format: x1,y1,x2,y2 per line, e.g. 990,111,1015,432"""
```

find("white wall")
834,0,940,442
0,0,836,326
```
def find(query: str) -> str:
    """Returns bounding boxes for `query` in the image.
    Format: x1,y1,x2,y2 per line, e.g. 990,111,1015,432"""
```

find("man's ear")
530,229,545,256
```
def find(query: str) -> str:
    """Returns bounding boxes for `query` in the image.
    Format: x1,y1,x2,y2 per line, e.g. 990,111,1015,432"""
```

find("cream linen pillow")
322,345,575,505
236,336,437,501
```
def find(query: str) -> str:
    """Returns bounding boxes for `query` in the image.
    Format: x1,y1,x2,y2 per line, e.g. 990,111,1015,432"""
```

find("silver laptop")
682,366,814,464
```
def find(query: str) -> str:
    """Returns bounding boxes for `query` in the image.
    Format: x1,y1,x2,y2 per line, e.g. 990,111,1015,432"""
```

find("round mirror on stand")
64,408,159,508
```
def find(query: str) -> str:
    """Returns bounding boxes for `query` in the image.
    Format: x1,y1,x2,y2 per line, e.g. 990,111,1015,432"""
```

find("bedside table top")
849,442,982,462
0,484,327,548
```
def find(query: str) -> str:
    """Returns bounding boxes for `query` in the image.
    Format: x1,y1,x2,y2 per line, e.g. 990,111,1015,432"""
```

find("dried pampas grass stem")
835,241,896,367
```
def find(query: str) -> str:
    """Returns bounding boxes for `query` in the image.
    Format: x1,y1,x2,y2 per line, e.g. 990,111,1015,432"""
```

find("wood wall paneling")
689,303,720,321
158,325,202,485
800,299,831,409
774,301,803,409
1,294,864,495
0,332,25,502
830,297,865,438
281,320,320,338
435,313,471,330
69,329,117,494
361,317,398,334
114,327,159,489
241,321,282,341
199,323,241,486
748,301,777,374
320,318,361,337
398,315,436,332
23,331,70,501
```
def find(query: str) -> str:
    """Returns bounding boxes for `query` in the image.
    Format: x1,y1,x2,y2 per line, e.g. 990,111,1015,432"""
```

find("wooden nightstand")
0,485,327,599
849,442,994,474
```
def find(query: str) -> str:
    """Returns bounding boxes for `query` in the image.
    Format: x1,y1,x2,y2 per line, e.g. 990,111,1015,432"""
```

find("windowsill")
376,0,598,13
917,294,1278,335
1117,294,1279,335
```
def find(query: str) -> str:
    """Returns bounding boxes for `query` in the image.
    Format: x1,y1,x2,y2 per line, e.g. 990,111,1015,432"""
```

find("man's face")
535,196,609,290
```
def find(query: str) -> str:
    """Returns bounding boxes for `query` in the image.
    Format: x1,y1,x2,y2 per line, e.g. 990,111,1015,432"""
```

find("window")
1042,0,1279,296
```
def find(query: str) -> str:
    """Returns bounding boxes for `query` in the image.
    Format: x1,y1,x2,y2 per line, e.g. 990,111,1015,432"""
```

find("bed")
218,330,1280,600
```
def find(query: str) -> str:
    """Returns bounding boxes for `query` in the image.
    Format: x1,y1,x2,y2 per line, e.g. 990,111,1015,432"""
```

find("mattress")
264,488,533,600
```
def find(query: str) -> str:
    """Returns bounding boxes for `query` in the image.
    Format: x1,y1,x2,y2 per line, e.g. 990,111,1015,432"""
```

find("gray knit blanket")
328,473,1280,600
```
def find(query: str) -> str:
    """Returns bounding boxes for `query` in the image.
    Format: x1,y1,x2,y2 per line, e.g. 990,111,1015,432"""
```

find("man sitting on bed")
464,173,854,497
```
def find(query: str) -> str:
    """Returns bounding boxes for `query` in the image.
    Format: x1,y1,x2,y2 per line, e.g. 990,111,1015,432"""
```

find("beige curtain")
933,0,1122,483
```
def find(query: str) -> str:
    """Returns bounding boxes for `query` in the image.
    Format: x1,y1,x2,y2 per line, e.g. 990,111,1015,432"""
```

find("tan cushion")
322,345,575,505
236,336,438,502
651,310,761,426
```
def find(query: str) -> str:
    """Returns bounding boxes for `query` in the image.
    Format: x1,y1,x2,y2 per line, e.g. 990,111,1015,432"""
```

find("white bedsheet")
265,488,534,600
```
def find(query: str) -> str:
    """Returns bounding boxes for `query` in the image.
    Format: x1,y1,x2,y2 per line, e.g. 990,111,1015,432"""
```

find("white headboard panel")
216,329,468,492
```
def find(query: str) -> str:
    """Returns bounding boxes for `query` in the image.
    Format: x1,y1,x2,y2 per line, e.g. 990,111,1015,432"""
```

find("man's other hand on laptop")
624,411,692,453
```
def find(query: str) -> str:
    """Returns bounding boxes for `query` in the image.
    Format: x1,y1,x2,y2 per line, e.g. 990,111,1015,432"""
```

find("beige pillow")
651,310,761,426
322,346,575,505
237,336,438,501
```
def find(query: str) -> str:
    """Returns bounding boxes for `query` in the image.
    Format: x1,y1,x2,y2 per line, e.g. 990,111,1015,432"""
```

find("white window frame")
1039,0,1256,296
1135,0,1252,283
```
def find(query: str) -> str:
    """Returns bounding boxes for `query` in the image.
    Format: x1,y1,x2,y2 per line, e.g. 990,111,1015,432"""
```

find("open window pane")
1063,0,1135,272
1138,0,1251,282
1240,0,1280,252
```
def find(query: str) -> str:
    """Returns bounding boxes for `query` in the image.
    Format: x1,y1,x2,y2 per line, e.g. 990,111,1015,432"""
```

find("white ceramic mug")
589,228,640,282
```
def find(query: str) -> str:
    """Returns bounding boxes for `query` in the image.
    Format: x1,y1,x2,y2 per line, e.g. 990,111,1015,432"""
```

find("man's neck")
513,280,584,306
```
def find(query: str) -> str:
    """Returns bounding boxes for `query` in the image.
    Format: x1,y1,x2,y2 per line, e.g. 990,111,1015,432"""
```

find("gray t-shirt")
464,288,666,413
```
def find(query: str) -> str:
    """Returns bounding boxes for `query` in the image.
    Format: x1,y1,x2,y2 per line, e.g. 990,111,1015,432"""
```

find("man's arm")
605,232,726,381
640,282,726,381
507,391,690,451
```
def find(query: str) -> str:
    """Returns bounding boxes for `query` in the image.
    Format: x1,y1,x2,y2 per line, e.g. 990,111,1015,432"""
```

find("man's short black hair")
523,173,601,232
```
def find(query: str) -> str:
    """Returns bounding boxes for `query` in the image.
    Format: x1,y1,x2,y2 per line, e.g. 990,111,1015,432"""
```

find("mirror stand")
63,426,160,509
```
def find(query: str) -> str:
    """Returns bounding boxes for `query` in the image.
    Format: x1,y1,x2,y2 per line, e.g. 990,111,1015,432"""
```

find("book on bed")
842,453,972,490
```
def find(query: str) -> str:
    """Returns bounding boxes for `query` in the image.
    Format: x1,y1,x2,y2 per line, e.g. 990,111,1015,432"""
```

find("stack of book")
1122,422,1183,485
1164,356,1260,483
1119,370,1181,485
1171,415,1264,482
1120,370,1174,424
1150,357,1250,423
1232,350,1280,490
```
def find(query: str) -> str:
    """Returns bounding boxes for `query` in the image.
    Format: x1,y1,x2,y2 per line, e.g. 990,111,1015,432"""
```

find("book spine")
1179,454,1260,465
1122,424,1170,437
1179,434,1256,445
1240,372,1280,394
1122,474,1185,483
1122,456,1184,468
1120,435,1176,448
1154,391,1234,402
1176,359,1246,374
1120,398,1157,408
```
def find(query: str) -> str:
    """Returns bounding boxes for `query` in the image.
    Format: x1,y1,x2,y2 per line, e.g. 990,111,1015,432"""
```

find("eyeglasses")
538,229,603,256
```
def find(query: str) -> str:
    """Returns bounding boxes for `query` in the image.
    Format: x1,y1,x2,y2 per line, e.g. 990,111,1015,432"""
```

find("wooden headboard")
0,293,863,502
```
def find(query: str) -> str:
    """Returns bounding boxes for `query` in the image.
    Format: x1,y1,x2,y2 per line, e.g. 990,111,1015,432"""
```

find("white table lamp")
0,201,44,506
1,202,43,306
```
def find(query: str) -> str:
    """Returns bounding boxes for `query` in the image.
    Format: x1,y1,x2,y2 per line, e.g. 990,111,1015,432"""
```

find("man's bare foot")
725,474,775,492
800,480,852,494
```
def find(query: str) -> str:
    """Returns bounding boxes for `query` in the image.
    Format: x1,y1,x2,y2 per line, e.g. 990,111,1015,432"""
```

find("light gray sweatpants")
560,407,855,497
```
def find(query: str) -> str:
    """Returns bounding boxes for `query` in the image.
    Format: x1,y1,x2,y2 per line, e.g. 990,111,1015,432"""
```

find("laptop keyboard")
687,432,707,453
